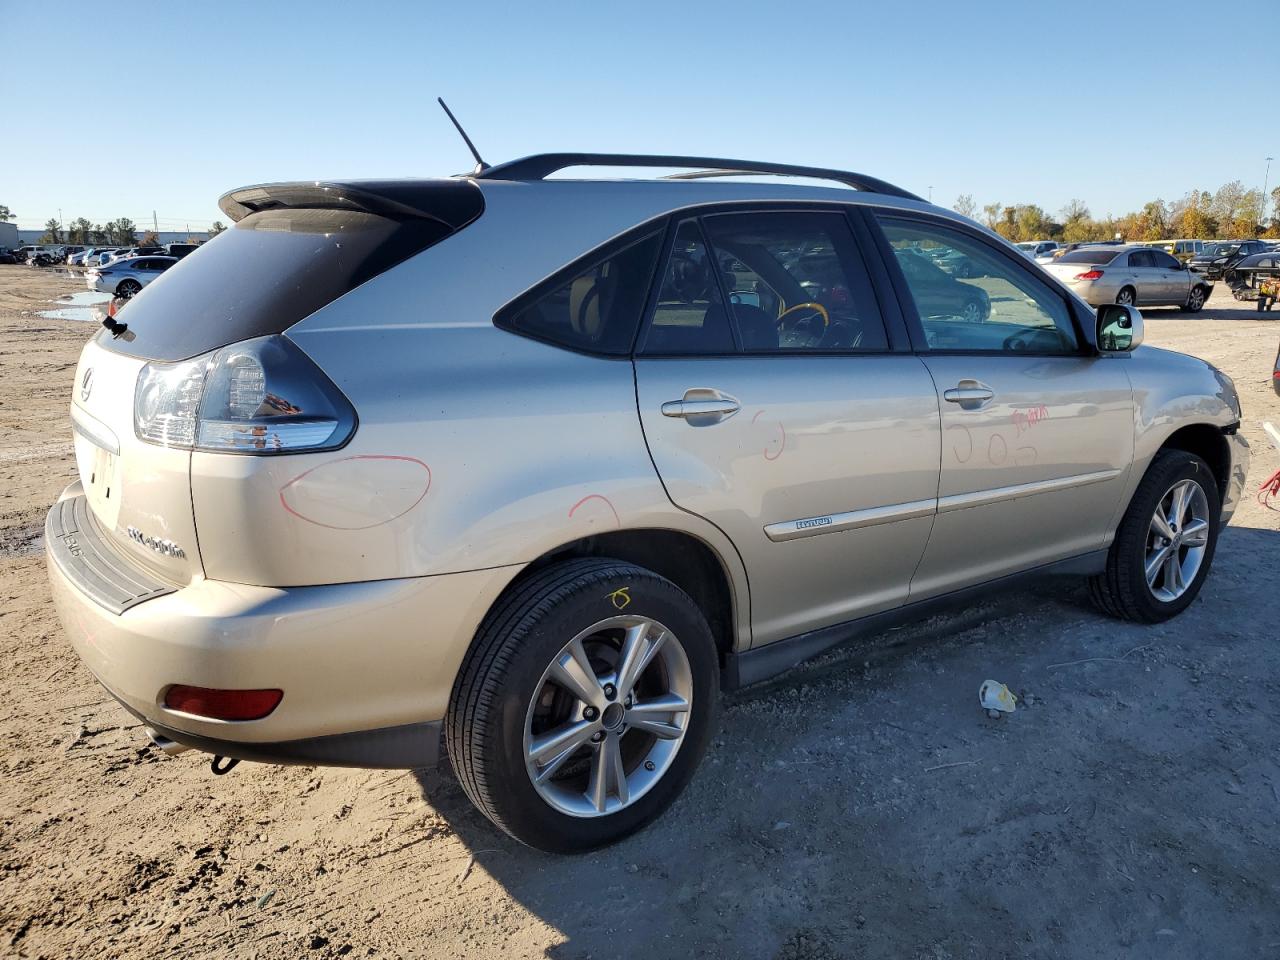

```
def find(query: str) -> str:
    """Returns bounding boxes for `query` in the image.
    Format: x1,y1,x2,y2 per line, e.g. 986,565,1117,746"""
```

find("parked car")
1151,239,1204,262
1188,240,1269,279
892,247,990,321
84,255,177,297
1049,240,1123,260
16,245,58,263
1015,240,1058,260
26,246,63,266
1224,251,1280,295
1044,246,1211,311
61,245,86,263
74,247,115,266
46,155,1249,852
82,248,122,267
165,242,202,259
926,246,980,277
0,248,18,264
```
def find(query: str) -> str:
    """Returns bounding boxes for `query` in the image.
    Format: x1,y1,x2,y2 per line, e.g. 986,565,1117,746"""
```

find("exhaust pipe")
144,725,192,757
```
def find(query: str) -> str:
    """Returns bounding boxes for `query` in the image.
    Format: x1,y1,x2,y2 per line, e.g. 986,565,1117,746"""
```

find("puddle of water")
38,307,101,322
38,290,111,323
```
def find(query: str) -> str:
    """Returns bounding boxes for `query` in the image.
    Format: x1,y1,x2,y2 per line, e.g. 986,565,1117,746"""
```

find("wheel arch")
510,527,744,665
1157,423,1231,499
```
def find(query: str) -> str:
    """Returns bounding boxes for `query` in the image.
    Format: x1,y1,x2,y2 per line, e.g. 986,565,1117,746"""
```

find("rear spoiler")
217,178,484,229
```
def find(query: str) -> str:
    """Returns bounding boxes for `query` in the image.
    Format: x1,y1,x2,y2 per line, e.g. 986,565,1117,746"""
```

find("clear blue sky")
6,0,1278,232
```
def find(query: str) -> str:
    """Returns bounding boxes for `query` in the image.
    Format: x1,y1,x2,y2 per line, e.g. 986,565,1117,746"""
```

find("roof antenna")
437,97,489,175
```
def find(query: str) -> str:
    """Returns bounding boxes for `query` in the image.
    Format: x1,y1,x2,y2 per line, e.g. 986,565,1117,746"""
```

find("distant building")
0,222,17,249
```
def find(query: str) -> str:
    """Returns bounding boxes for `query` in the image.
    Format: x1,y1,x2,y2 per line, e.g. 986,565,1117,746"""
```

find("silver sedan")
84,255,177,298
1044,246,1211,311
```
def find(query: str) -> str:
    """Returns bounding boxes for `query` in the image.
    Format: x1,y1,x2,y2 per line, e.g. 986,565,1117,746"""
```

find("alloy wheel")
1145,478,1209,602
1188,288,1205,310
523,616,692,818
1117,288,1135,306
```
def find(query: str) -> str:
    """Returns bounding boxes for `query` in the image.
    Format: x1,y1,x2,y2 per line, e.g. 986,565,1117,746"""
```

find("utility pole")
927,185,933,203
153,210,159,234
1263,157,1274,234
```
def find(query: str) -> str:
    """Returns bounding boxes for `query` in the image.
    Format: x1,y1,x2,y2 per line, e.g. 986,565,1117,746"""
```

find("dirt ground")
1,264,1278,960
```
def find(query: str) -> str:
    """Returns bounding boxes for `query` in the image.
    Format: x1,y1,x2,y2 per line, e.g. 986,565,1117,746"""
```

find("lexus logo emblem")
80,368,94,402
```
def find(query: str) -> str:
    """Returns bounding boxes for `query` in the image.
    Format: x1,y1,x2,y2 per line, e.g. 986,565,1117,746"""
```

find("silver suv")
46,154,1249,851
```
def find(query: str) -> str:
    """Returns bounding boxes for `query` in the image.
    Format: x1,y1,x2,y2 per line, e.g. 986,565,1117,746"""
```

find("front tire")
446,558,718,852
1089,450,1220,623
1184,285,1207,312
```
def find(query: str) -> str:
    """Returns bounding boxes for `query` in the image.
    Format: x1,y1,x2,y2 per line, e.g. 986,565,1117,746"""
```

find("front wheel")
446,558,719,852
1089,450,1220,622
1184,285,1207,312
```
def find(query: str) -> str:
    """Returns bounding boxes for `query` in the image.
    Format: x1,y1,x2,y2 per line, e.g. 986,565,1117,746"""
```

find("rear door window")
1128,250,1155,268
700,211,888,352
639,220,737,356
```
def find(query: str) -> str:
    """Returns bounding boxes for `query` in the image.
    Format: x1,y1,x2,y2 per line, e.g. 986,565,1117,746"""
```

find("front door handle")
661,388,741,424
943,379,995,409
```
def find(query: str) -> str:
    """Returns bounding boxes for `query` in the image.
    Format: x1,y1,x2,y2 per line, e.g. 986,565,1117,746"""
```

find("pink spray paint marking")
279,455,432,530
1012,404,1050,436
752,410,787,461
568,494,621,528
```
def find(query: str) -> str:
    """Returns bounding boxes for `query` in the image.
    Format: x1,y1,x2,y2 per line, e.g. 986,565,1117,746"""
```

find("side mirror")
1096,303,1144,352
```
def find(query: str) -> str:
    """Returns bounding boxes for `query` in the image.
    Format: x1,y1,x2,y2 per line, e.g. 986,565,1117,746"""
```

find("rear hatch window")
97,180,483,361
1055,249,1120,265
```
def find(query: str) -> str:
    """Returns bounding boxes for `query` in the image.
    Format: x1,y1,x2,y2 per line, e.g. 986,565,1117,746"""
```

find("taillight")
163,685,283,721
1074,270,1104,280
133,335,356,455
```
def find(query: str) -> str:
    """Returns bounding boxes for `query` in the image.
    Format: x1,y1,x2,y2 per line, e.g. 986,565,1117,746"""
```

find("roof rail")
474,153,924,202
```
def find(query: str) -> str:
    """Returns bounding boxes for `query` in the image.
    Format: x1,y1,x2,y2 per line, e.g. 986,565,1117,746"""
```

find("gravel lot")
1,264,1278,959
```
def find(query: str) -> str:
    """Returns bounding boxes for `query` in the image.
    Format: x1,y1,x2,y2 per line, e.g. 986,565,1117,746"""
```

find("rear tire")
446,558,719,852
1116,286,1136,306
1089,450,1220,623
115,278,141,298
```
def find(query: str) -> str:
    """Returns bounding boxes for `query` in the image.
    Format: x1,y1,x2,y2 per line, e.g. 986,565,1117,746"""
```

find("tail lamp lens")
1074,270,1104,280
163,685,283,721
134,335,356,455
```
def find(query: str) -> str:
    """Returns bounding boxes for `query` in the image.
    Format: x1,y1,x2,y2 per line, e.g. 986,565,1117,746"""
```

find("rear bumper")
47,486,521,768
1063,279,1117,306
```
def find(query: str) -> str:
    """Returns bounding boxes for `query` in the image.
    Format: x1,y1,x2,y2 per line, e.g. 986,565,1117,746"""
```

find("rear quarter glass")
95,206,471,362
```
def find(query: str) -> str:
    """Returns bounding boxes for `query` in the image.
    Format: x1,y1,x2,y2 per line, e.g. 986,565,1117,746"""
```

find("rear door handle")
661,388,741,423
943,380,995,409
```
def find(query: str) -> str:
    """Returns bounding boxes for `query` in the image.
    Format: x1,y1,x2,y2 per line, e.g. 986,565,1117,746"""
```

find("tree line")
40,217,143,246
953,182,1280,244
0,205,224,246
